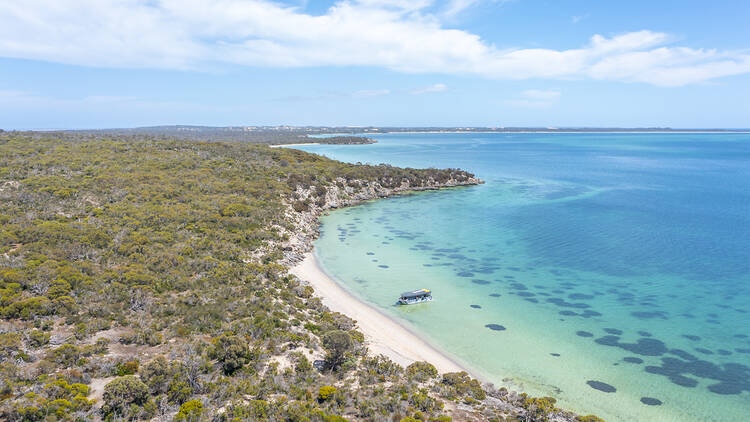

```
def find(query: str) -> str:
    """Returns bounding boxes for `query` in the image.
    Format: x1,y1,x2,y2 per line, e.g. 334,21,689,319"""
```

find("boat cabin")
398,289,433,305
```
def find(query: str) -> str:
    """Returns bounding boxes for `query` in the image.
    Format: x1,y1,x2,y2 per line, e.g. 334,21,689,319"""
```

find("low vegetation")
314,136,376,145
0,132,593,421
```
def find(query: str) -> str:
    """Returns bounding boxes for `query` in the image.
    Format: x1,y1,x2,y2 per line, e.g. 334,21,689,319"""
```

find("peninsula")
0,131,603,422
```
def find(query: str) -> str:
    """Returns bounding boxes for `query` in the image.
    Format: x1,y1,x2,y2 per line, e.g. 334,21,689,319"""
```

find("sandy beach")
291,252,466,374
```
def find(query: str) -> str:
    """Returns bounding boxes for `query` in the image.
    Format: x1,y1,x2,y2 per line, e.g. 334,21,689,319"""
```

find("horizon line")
4,125,750,132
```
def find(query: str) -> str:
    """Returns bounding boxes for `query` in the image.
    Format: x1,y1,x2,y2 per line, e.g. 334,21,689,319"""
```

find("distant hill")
61,126,379,144
47,125,748,146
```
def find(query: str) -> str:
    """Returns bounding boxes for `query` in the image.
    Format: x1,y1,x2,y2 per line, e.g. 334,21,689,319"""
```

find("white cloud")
0,1,748,86
411,83,448,94
356,0,434,11
442,0,481,17
442,0,514,18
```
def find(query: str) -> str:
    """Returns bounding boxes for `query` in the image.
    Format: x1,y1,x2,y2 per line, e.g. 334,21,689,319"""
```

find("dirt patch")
89,376,116,406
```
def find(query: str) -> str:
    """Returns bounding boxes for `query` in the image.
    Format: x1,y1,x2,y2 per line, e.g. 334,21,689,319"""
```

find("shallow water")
294,133,750,422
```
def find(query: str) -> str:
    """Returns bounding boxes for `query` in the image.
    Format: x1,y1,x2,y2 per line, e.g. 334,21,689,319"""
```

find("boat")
398,289,433,305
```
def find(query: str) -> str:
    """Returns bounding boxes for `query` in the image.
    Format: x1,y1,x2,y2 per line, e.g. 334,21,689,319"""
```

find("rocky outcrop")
280,174,482,265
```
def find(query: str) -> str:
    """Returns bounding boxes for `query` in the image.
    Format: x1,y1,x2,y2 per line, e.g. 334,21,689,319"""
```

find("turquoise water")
294,133,750,422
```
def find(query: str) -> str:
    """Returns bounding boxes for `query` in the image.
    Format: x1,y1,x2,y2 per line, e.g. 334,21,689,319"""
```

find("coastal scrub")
0,132,593,421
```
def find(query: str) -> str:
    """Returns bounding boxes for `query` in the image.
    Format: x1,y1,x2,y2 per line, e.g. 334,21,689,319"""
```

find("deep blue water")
295,133,750,421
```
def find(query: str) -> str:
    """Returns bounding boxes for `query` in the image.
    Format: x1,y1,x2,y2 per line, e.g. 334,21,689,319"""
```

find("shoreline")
373,130,750,134
269,142,320,147
291,251,468,375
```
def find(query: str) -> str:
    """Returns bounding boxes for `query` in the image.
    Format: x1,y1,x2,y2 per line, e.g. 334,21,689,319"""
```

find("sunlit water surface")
292,133,750,422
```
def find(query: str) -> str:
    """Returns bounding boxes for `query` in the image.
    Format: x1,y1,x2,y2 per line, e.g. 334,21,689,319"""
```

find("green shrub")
212,333,249,374
72,395,94,411
410,390,441,412
577,416,606,422
2,296,52,319
102,376,150,417
248,400,271,419
140,355,170,393
441,372,485,400
168,380,193,404
0,332,21,358
115,360,139,376
43,379,83,400
318,386,337,402
174,399,203,421
46,279,71,299
295,354,313,374
52,295,76,314
28,329,50,347
220,203,254,217
522,395,557,418
406,361,438,382
322,330,352,370
47,344,80,365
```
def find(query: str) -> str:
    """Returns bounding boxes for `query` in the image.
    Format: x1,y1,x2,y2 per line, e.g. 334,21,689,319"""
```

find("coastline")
373,130,750,134
269,142,320,147
291,251,467,375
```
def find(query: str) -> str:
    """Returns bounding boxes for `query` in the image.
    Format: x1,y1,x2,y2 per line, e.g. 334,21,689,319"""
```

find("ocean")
292,133,750,422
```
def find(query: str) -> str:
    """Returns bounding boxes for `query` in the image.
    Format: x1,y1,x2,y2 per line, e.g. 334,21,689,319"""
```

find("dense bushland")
0,132,591,421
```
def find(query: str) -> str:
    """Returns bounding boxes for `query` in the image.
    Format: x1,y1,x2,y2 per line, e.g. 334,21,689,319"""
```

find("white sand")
291,252,465,374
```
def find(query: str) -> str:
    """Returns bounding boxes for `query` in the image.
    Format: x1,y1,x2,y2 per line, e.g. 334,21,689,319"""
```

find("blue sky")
0,0,749,129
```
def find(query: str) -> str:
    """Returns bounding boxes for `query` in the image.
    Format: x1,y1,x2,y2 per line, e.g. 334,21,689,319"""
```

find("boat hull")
398,296,433,305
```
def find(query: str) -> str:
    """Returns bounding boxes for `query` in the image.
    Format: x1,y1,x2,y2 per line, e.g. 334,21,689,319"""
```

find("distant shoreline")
380,130,750,134
269,130,750,148
269,142,320,147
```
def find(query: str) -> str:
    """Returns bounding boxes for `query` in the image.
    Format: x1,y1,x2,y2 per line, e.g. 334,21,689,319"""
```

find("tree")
322,330,352,370
102,376,149,417
139,355,170,394
213,334,249,374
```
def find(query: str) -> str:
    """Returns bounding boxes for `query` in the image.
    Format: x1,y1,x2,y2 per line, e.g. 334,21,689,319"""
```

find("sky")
0,0,749,129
